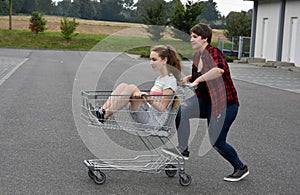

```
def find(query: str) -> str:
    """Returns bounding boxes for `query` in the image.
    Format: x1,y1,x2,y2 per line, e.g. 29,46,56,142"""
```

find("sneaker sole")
161,149,189,160
223,170,249,182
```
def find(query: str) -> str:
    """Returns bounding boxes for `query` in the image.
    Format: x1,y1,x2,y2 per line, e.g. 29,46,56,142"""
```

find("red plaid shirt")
191,44,239,117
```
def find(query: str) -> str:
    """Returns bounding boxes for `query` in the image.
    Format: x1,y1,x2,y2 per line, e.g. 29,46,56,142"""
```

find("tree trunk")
9,0,12,30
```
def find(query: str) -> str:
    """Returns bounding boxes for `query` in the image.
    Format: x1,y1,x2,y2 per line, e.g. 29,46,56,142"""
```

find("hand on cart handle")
179,75,197,90
180,81,198,90
142,93,154,105
140,91,149,97
132,91,148,99
131,91,154,104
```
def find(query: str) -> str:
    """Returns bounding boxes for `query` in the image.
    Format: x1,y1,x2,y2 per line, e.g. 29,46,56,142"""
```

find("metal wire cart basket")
81,90,192,186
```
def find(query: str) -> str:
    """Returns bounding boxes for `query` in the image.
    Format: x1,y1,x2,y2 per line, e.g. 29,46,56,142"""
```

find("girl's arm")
146,88,174,112
182,75,192,83
190,67,224,87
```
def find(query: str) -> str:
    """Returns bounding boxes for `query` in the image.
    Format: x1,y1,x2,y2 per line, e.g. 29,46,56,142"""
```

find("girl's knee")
118,84,138,95
118,83,129,88
117,83,137,91
127,84,139,92
128,84,138,89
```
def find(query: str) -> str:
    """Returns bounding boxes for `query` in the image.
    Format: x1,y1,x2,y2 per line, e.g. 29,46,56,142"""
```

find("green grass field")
0,15,238,60
0,29,195,59
0,29,105,50
0,28,236,61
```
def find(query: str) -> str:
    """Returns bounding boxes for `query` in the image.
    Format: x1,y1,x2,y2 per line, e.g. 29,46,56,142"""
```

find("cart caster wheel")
165,164,177,177
89,170,106,185
179,174,192,186
88,170,94,179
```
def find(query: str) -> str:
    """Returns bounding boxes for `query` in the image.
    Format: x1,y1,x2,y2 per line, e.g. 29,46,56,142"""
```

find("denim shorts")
130,102,150,124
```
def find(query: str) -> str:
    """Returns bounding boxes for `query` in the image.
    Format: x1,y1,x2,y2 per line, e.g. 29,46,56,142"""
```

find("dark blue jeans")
176,95,244,170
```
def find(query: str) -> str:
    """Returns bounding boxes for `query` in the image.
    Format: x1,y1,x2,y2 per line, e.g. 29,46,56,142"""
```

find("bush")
29,12,47,34
224,55,238,62
60,17,79,42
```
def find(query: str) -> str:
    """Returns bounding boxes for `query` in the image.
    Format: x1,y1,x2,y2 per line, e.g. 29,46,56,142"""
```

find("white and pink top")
150,74,177,95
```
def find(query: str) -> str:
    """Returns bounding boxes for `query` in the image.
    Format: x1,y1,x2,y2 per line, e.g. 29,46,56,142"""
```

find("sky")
206,0,253,16
181,0,253,16
52,0,254,17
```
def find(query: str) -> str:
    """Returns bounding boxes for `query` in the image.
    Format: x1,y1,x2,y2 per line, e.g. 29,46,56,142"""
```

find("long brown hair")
151,45,182,82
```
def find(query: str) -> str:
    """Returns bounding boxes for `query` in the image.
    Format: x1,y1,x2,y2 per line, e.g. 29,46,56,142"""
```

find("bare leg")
102,83,129,111
102,83,143,118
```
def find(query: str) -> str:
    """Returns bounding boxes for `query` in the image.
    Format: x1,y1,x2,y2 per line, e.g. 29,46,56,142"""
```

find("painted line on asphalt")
0,58,29,87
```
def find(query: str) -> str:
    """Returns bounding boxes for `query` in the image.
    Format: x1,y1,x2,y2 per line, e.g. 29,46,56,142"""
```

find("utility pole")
9,0,12,30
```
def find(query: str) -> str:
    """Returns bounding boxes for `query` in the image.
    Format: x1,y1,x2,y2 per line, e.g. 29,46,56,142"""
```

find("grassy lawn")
0,29,106,50
93,34,194,59
0,28,236,61
0,23,235,60
0,29,196,59
1,15,237,60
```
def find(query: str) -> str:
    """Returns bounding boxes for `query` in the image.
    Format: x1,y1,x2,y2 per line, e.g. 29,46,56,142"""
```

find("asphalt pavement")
0,48,299,194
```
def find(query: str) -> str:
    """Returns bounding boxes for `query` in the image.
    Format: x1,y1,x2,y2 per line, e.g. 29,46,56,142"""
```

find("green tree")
139,0,167,25
169,0,204,34
93,0,102,20
198,0,220,22
120,0,137,22
99,0,123,21
56,0,72,16
13,0,25,14
80,0,96,19
29,12,47,34
22,0,38,14
69,0,81,18
36,0,54,14
60,17,79,42
0,0,12,29
225,10,252,37
0,0,8,16
122,0,135,10
137,0,168,41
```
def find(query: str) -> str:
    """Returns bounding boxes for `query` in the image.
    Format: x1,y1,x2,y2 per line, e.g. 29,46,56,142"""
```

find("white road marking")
0,58,29,87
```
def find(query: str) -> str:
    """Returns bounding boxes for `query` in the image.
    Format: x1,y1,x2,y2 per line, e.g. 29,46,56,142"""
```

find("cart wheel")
179,174,192,186
92,171,106,185
165,164,177,177
88,170,94,179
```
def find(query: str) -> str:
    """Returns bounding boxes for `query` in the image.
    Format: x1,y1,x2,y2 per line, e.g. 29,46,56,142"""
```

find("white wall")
254,0,281,61
282,0,300,67
254,0,300,67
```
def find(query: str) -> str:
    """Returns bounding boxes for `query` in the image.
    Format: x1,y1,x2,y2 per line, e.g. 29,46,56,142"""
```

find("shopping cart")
81,90,192,186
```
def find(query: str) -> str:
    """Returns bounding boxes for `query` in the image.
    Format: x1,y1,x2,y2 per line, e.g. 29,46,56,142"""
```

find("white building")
247,0,300,67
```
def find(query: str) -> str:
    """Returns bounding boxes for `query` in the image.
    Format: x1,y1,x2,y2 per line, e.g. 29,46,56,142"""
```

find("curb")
234,57,300,72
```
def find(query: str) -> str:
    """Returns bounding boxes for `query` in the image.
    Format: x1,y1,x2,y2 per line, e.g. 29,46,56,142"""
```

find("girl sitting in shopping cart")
92,45,182,128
